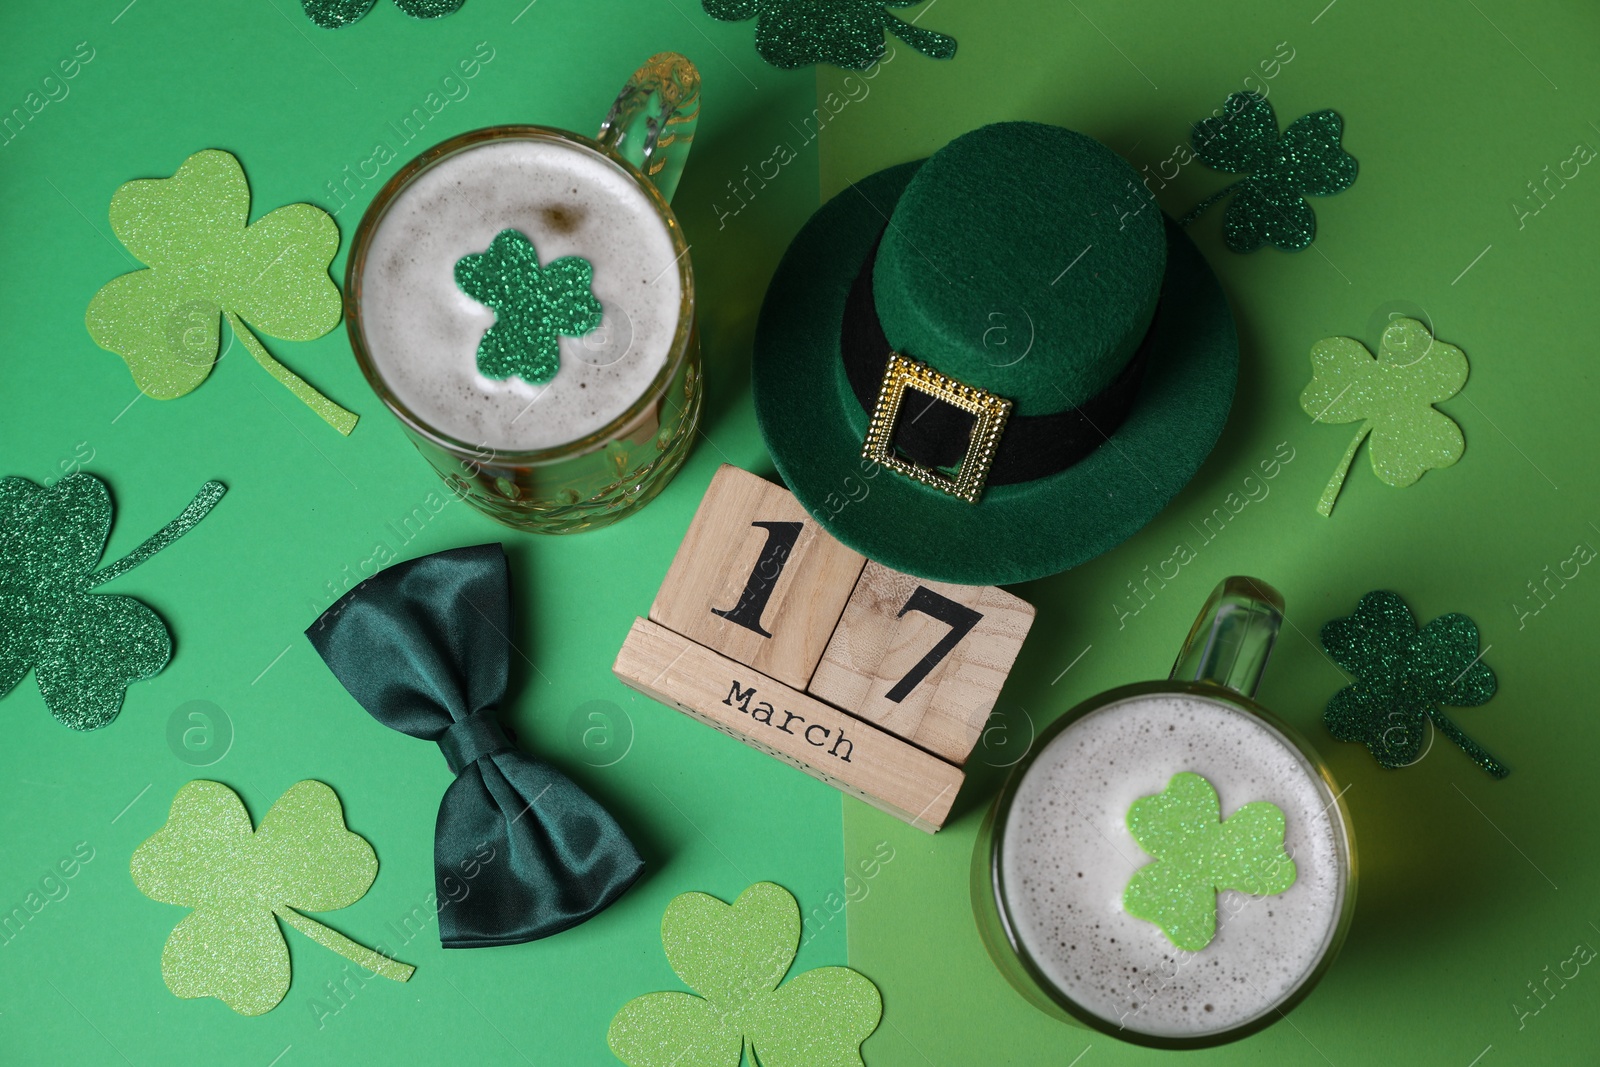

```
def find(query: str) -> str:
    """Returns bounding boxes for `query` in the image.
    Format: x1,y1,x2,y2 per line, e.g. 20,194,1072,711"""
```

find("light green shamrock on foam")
608,882,882,1067
1123,772,1296,952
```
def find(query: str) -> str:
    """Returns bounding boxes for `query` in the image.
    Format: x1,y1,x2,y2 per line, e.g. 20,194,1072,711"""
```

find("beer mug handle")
597,52,701,204
1169,576,1285,699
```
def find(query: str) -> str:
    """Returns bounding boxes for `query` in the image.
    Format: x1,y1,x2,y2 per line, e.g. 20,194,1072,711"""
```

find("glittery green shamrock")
454,229,603,385
0,473,224,731
131,780,414,1016
300,0,464,29
85,149,357,434
1299,317,1466,516
1123,772,1296,952
608,882,882,1067
1322,591,1505,778
702,0,957,70
1181,91,1357,253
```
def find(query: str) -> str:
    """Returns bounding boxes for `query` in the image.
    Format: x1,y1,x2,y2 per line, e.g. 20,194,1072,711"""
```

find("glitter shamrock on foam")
1299,317,1465,517
1180,91,1357,253
454,229,603,386
1122,772,1297,952
131,780,414,1016
702,0,957,70
85,149,357,434
300,0,464,29
0,473,224,730
608,882,882,1067
1321,590,1506,778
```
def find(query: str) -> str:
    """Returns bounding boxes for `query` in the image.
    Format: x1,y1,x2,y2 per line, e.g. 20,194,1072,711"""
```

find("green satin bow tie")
306,544,643,948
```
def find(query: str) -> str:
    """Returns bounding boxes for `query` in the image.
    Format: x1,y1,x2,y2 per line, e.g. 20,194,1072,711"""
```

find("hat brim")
753,160,1239,586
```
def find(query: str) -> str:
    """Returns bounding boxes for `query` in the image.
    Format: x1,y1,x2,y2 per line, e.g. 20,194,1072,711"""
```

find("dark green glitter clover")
702,0,957,70
1321,591,1506,778
454,229,603,386
0,473,225,731
301,0,464,29
1180,91,1358,253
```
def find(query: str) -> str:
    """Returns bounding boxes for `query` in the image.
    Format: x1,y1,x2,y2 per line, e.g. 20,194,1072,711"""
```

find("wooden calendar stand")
612,465,1035,831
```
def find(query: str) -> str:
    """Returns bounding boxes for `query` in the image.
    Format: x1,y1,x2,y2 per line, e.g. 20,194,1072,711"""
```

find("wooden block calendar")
613,465,1035,831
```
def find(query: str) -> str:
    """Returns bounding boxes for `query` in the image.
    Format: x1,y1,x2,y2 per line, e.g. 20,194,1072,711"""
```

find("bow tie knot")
439,709,512,775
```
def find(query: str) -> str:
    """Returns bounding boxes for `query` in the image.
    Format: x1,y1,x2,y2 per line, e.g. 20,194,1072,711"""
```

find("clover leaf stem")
1428,710,1509,779
224,312,358,436
1178,180,1243,228
1317,422,1371,517
86,480,227,590
275,907,415,982
883,14,957,59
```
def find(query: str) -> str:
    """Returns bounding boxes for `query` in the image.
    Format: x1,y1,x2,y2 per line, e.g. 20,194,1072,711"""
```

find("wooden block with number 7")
649,465,866,689
807,562,1035,765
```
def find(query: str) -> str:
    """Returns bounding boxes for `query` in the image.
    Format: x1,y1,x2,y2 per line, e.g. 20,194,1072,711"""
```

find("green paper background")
2,1,1597,1064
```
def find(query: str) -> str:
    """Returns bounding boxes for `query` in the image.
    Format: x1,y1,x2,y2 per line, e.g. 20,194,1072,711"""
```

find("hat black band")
843,234,1155,487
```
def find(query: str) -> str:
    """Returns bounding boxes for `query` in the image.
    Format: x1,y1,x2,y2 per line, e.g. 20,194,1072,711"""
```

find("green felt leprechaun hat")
752,121,1239,586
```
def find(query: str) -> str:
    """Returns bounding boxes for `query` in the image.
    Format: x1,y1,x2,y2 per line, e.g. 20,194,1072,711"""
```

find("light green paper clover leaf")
608,881,882,1067
1123,772,1296,953
130,780,413,1016
454,228,603,385
85,149,358,434
1299,316,1467,516
0,473,224,731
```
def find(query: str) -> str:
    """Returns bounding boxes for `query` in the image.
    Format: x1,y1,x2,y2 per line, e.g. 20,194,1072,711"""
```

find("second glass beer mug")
972,576,1357,1048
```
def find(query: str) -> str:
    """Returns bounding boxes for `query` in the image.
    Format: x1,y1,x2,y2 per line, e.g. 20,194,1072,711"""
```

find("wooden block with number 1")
649,465,866,689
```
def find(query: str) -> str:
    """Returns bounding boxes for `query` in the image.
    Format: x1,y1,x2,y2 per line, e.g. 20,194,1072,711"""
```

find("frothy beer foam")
358,136,683,452
1000,693,1347,1039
